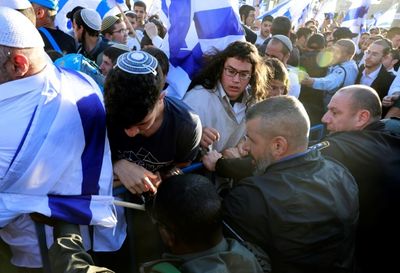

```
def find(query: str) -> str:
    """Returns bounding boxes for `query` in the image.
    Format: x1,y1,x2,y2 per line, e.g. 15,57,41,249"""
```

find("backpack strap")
39,27,62,54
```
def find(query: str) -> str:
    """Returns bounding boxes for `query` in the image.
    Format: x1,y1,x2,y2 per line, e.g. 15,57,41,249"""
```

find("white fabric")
0,63,117,266
0,0,32,9
183,82,247,152
360,65,381,86
81,8,102,31
0,70,44,177
287,66,301,98
388,73,400,95
0,7,44,48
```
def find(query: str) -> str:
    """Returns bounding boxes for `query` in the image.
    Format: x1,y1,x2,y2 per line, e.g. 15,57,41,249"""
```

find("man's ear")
35,6,46,20
271,136,288,159
158,91,166,102
11,54,30,79
158,225,175,249
356,110,371,128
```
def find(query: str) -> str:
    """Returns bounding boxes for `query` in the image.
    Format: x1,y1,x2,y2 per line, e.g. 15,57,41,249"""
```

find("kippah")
0,7,44,48
272,34,293,52
0,0,32,9
116,51,158,75
101,15,119,32
81,9,101,31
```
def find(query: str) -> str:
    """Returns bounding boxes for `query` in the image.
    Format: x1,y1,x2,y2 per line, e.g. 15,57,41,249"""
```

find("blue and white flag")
0,63,116,229
55,0,129,35
160,0,245,99
257,0,292,20
257,0,313,29
341,0,371,35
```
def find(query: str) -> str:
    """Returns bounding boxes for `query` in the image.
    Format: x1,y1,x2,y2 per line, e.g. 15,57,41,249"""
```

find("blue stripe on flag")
343,6,369,21
162,0,168,18
48,195,92,224
76,94,106,195
194,7,243,39
176,43,203,78
96,0,112,18
168,0,192,65
58,0,69,12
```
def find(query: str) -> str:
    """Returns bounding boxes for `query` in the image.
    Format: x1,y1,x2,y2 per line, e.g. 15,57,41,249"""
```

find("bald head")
246,96,310,150
337,85,382,121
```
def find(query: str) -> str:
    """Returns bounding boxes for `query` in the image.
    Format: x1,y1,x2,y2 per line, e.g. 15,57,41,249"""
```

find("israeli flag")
257,0,313,29
55,0,129,35
0,64,116,229
160,0,245,99
341,0,371,34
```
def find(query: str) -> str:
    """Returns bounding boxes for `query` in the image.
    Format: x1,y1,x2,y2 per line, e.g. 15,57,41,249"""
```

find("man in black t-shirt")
30,0,76,54
103,51,201,272
104,51,201,195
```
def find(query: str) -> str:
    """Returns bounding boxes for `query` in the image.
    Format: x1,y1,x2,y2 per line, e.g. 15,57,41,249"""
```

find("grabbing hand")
382,93,400,108
113,159,160,194
201,127,220,149
202,150,222,171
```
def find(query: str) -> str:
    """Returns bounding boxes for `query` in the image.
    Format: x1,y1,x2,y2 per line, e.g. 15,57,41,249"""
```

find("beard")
253,157,272,176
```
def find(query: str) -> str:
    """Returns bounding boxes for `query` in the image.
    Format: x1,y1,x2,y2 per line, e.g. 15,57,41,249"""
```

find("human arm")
113,159,159,194
382,92,400,108
49,221,115,273
385,96,400,118
387,73,400,96
311,67,346,91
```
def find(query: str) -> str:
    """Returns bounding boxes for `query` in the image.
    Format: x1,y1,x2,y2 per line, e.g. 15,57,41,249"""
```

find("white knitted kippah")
0,7,44,48
116,51,158,75
0,0,32,9
81,9,102,31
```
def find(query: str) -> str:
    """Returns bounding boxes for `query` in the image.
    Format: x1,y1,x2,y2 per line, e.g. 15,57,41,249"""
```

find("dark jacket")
242,24,257,44
356,65,395,100
222,148,359,273
321,121,400,273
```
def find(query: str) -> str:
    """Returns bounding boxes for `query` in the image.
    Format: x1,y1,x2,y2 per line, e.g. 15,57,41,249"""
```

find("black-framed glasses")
223,67,251,81
112,28,128,34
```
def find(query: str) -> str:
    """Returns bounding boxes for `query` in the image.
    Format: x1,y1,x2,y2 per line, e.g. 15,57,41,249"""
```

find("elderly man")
222,96,359,273
0,7,114,270
320,85,400,273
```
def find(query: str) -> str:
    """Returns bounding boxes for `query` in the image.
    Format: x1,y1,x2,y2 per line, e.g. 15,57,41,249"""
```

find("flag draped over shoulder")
341,0,371,34
160,0,245,99
0,64,116,229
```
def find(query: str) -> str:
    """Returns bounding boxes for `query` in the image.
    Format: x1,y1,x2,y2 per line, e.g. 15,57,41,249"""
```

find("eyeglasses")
112,28,128,34
223,67,251,81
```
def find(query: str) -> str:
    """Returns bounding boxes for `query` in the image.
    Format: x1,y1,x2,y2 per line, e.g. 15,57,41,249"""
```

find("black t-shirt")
39,27,77,54
108,97,202,173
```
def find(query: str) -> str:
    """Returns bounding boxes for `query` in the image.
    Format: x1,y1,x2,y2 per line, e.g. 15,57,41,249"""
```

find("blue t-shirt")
108,97,201,173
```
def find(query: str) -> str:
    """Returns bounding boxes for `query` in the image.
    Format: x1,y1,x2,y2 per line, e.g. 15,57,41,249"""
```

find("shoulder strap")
39,27,62,54
337,65,347,90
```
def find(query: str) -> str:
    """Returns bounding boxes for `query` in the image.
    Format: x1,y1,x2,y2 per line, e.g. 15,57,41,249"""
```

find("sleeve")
312,66,345,92
388,73,400,96
215,156,254,180
49,222,115,273
222,180,270,246
175,112,202,163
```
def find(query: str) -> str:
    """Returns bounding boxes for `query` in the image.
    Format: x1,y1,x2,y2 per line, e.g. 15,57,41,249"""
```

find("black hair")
104,60,163,129
142,47,169,76
151,174,222,245
262,15,273,23
271,16,291,36
74,10,99,37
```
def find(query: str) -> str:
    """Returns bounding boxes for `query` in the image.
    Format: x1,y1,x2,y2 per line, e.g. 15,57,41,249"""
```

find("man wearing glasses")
101,15,129,45
184,41,268,153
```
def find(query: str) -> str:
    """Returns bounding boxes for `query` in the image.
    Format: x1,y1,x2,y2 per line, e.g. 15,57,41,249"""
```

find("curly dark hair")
188,40,269,104
104,65,163,129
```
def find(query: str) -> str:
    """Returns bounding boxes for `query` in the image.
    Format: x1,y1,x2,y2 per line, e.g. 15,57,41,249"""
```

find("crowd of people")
1,0,400,273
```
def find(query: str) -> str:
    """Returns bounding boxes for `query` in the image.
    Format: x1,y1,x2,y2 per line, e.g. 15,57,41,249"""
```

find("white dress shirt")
360,65,381,86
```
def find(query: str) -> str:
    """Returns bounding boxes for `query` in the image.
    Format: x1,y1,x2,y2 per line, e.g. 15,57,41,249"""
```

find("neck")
365,64,380,74
83,35,99,53
142,101,165,137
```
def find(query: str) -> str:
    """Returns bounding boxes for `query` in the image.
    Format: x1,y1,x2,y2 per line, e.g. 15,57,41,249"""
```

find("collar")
162,238,228,262
363,64,382,78
0,64,50,102
217,81,249,104
264,148,320,173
